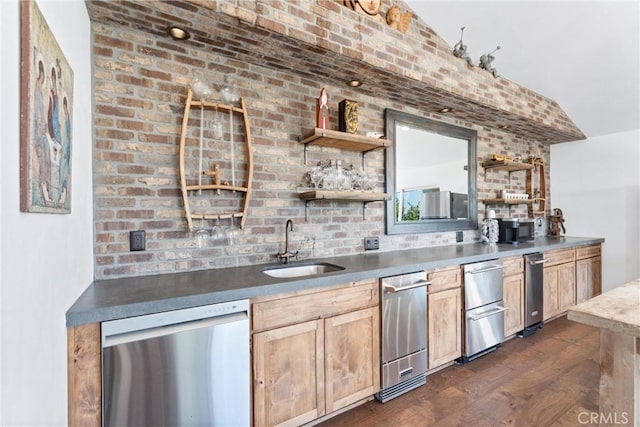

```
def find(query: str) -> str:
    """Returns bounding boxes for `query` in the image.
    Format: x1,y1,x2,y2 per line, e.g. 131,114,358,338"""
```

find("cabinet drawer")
502,256,524,277
426,265,461,293
252,279,378,332
576,244,601,260
543,248,575,267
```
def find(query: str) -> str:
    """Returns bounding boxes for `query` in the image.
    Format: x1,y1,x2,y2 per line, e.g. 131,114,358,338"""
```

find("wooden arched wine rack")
178,88,253,232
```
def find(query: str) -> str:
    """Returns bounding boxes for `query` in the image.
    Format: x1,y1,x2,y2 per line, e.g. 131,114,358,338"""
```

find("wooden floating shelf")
299,128,390,152
482,198,534,205
299,190,390,203
482,160,534,172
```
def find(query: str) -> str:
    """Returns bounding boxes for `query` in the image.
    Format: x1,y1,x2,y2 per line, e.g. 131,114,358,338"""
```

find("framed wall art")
20,0,74,213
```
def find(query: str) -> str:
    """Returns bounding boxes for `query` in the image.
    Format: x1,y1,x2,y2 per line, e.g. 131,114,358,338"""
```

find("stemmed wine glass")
194,217,210,248
210,216,227,246
308,166,324,188
211,107,223,139
226,215,241,245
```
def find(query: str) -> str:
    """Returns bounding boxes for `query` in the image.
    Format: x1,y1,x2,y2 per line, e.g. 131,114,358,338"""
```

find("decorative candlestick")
316,88,329,129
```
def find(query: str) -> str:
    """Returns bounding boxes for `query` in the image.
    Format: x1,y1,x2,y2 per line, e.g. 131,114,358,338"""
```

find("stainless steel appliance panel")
378,272,429,400
380,272,428,364
524,253,546,328
463,260,504,309
381,349,428,390
464,301,506,357
102,301,250,427
420,191,468,220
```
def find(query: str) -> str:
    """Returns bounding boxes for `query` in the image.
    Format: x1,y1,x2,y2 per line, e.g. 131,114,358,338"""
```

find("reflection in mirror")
385,109,477,235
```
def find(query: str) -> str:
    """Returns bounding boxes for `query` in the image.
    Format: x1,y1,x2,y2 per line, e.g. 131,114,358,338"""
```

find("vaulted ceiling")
409,1,640,139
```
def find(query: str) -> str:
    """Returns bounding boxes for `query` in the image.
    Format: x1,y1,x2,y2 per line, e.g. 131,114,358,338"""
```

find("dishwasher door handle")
530,259,548,265
103,311,248,347
469,306,507,321
384,280,431,293
467,265,504,274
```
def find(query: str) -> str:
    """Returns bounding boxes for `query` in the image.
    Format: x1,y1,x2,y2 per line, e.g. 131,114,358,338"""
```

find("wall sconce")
167,25,190,40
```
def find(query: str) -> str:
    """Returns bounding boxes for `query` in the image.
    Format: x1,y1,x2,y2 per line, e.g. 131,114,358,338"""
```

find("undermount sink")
263,262,345,278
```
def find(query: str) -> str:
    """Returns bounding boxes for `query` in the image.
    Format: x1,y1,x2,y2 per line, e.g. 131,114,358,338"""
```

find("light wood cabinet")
576,244,602,304
67,323,101,427
502,256,525,337
324,307,380,413
253,320,325,427
426,266,462,370
543,248,576,321
251,279,380,426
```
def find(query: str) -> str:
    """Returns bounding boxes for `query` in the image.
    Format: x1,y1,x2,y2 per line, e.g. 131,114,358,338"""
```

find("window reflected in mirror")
385,109,477,234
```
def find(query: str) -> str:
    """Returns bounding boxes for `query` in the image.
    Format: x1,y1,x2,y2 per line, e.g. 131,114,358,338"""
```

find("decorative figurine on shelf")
479,45,501,78
452,27,473,66
481,210,499,245
338,99,358,134
345,0,383,22
316,88,329,129
385,5,412,33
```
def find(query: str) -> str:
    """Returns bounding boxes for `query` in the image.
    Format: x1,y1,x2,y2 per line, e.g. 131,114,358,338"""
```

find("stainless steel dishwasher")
376,271,430,403
101,299,250,427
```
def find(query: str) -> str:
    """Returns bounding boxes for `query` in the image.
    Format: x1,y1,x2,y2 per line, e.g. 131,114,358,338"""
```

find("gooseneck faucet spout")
276,219,299,264
285,219,293,254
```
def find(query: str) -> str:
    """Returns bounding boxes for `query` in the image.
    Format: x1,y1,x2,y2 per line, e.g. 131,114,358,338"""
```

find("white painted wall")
0,1,93,425
551,130,640,292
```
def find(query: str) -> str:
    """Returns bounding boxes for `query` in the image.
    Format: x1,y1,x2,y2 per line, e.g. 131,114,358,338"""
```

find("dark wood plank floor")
320,316,600,427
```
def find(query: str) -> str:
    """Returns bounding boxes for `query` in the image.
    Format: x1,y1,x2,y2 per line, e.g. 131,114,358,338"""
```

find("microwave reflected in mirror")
385,109,477,235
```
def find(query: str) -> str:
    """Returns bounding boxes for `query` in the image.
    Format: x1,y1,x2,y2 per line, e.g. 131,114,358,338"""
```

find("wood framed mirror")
385,109,478,235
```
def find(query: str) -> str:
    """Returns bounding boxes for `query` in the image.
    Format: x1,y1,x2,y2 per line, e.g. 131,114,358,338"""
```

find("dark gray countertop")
66,236,604,326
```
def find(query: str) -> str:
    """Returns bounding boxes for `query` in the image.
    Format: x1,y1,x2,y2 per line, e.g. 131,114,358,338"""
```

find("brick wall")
91,4,552,280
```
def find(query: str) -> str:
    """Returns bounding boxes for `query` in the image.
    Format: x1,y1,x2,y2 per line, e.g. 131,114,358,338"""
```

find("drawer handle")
399,367,414,377
384,280,431,293
469,306,507,321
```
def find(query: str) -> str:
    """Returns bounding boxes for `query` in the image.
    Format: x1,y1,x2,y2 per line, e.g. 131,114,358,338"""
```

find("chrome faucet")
276,219,299,264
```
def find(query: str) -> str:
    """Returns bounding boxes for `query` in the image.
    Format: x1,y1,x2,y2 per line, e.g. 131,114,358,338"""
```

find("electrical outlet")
364,236,379,251
130,230,146,251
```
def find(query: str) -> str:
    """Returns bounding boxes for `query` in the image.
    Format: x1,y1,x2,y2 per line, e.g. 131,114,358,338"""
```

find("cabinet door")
503,273,524,337
558,262,576,313
591,256,602,297
253,320,325,427
428,287,462,368
576,256,601,303
543,266,560,321
324,307,380,413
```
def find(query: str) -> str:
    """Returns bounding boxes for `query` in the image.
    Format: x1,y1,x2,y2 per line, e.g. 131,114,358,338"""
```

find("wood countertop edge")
567,279,640,338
